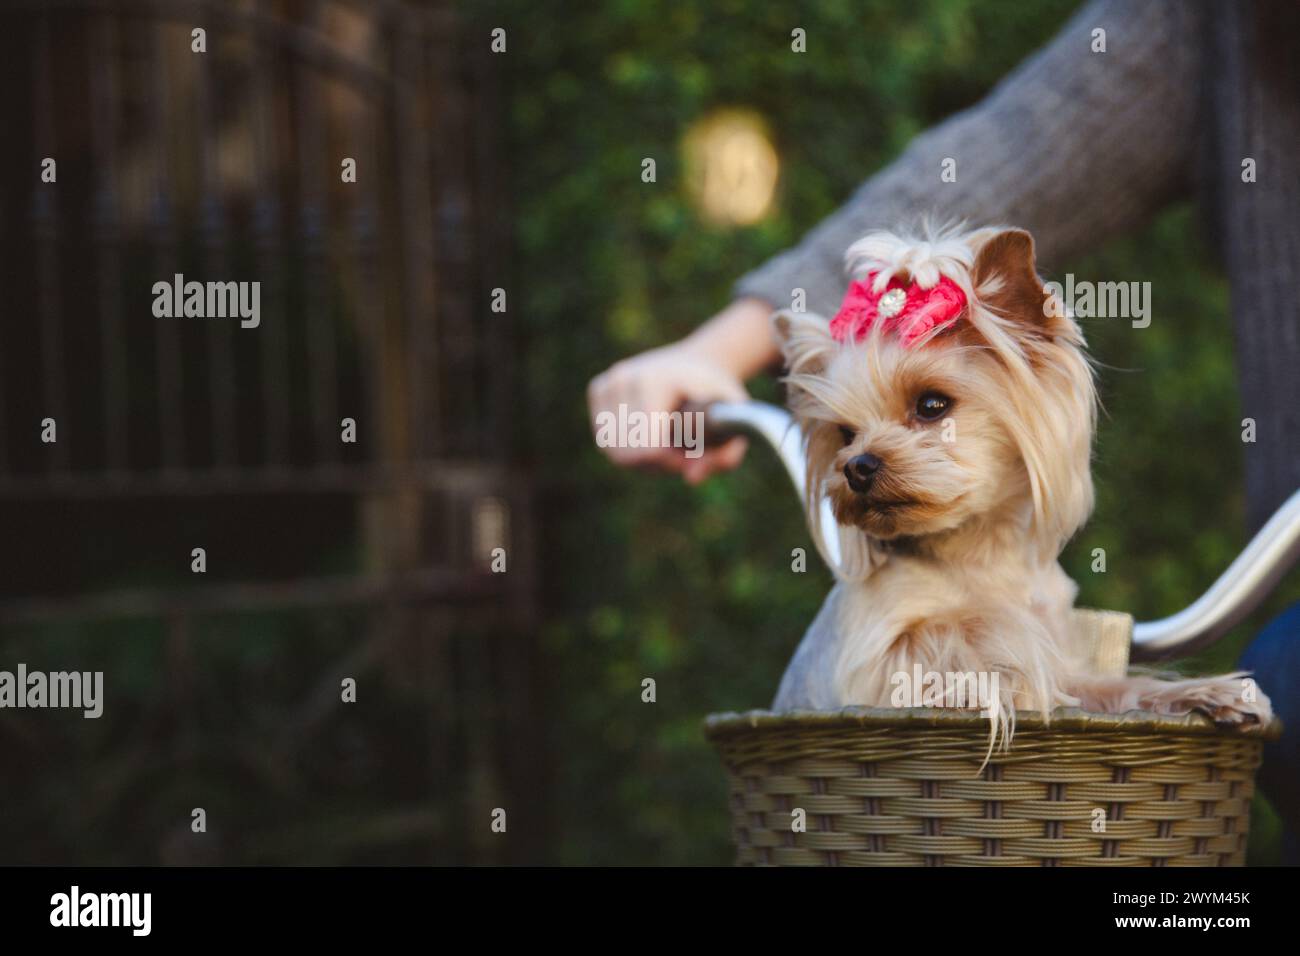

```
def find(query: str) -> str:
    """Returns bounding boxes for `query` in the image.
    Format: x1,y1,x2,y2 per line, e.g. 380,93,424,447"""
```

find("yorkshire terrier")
771,225,1270,746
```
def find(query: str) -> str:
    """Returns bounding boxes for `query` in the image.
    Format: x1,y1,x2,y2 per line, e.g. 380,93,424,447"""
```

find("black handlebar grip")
679,400,745,446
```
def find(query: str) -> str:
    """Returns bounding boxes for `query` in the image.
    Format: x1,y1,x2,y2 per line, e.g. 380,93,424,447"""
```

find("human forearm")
682,296,780,382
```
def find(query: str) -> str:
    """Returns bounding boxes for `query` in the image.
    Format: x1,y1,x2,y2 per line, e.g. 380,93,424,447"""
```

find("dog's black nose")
844,453,882,493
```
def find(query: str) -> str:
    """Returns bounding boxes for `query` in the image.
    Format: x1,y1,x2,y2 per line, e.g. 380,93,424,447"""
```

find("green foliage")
494,0,1296,864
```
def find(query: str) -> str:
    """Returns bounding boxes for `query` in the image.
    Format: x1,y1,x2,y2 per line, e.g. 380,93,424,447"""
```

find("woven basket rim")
704,706,1281,740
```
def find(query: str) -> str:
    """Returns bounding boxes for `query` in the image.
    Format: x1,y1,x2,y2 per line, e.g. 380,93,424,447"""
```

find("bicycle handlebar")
694,399,1300,661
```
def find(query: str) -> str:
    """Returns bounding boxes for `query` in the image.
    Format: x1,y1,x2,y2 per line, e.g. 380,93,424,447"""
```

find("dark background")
0,0,1291,864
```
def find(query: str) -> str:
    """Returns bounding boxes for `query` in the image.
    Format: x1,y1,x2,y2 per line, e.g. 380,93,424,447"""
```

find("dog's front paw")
1185,677,1273,728
1097,673,1276,728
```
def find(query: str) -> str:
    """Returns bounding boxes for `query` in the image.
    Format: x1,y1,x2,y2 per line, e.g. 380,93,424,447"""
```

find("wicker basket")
705,707,1278,866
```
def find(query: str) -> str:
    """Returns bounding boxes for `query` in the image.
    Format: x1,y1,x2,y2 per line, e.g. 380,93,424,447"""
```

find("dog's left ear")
971,228,1096,554
772,309,836,375
971,229,1057,331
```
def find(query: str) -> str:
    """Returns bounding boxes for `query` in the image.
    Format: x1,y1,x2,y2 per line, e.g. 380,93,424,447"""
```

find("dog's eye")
915,392,951,421
838,425,855,446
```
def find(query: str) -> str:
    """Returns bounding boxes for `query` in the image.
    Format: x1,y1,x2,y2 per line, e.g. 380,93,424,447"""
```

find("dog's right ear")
772,310,836,375
971,228,1057,334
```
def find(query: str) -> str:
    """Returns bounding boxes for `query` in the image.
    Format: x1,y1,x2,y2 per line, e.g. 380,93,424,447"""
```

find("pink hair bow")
829,271,967,347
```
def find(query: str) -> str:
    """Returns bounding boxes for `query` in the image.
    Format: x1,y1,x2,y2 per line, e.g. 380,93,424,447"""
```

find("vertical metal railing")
92,13,130,476
346,82,383,465
150,18,185,473
33,13,68,474
296,0,339,465
250,23,292,470
195,30,238,469
396,20,441,463
0,0,501,492
1,0,540,865
0,0,525,584
0,0,526,595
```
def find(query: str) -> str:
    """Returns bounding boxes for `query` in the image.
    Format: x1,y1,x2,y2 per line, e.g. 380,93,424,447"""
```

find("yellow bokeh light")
683,110,778,227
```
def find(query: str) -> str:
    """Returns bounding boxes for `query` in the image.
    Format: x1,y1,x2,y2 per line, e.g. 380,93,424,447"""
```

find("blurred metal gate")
0,0,541,864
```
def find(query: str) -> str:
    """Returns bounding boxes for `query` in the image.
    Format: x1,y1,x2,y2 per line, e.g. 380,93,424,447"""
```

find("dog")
771,225,1270,748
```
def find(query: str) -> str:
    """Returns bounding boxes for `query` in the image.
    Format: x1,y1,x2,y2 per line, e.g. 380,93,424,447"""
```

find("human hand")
586,341,750,484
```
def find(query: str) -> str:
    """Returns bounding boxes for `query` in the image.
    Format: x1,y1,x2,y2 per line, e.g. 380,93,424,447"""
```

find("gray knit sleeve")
734,0,1206,319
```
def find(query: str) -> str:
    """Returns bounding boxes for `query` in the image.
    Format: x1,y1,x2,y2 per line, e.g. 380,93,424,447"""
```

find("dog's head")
775,226,1095,561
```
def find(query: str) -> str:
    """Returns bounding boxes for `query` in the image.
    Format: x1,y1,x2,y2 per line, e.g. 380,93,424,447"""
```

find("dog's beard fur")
773,225,1271,753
